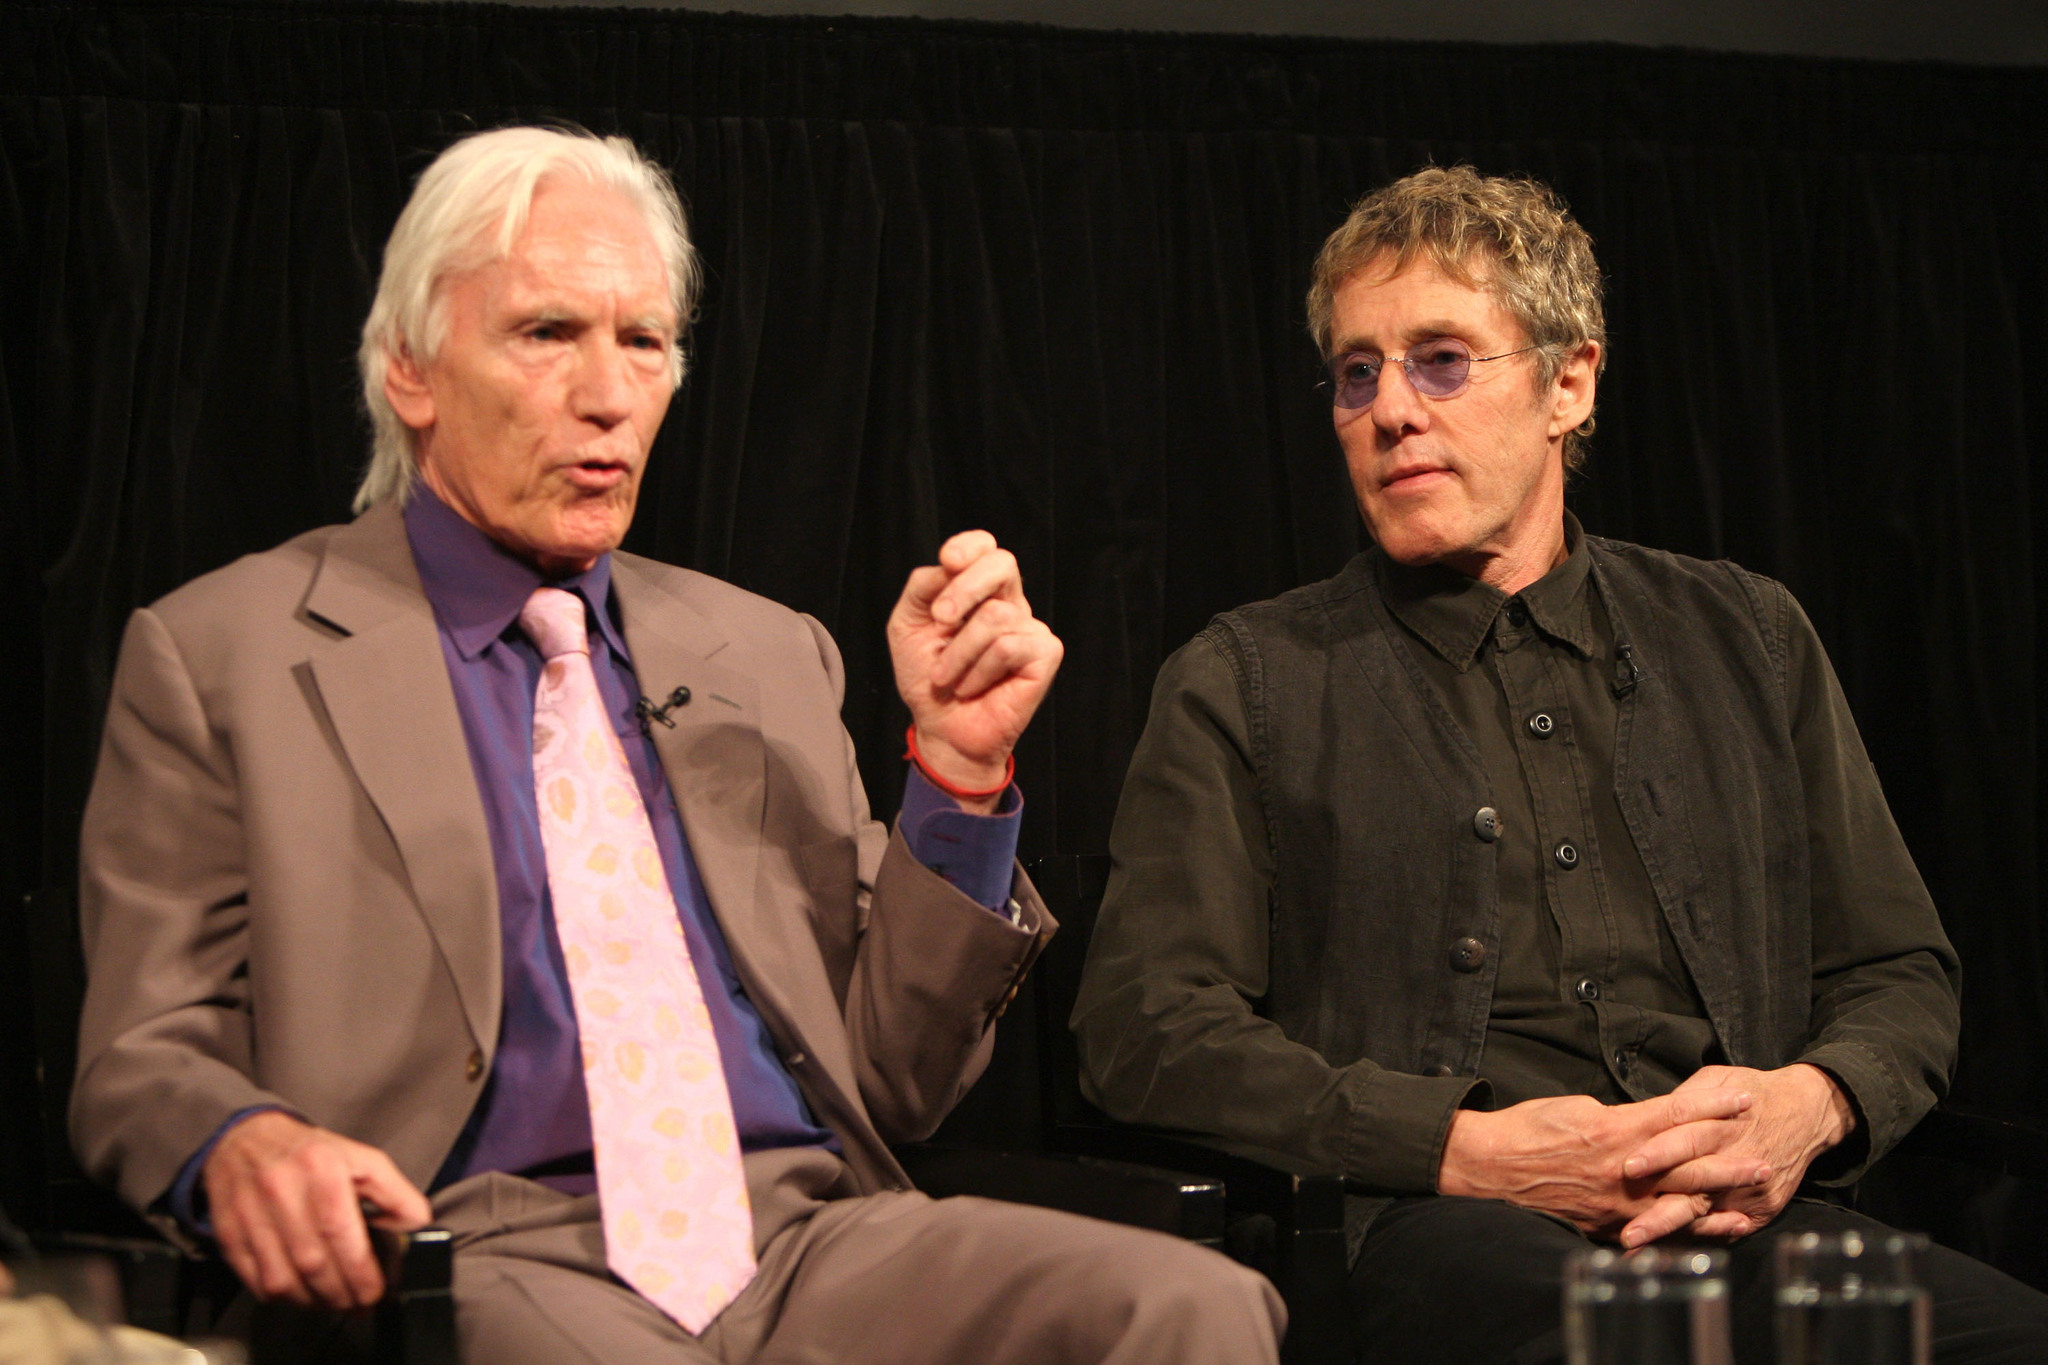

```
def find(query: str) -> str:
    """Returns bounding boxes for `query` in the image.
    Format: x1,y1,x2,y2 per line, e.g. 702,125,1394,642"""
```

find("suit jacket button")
1448,936,1487,972
465,1049,485,1082
1472,807,1502,842
1428,1063,1455,1078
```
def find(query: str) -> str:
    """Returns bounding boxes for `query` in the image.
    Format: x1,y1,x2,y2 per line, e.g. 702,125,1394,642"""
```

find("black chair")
1853,1106,2048,1294
1020,854,1351,1365
240,1226,454,1365
12,886,455,1365
892,852,1348,1361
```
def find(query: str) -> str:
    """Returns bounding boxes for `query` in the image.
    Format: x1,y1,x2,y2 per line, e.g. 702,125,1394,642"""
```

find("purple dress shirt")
166,489,1021,1225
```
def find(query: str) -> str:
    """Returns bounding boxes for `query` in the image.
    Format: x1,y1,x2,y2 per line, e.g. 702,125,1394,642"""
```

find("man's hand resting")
1617,1063,1855,1247
1436,1087,1768,1244
203,1110,432,1311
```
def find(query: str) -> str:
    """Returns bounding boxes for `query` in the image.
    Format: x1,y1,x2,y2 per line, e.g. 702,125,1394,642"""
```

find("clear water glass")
1775,1228,1930,1365
1565,1246,1733,1365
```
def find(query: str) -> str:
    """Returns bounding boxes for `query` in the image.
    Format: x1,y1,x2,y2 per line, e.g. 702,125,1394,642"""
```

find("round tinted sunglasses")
1320,338,1542,410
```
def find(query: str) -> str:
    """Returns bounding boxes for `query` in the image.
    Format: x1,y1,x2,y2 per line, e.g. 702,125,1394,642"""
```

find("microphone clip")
1611,643,1643,699
634,685,692,733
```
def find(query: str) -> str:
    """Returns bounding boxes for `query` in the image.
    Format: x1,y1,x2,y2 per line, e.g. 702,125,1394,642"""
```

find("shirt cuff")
899,764,1023,914
163,1104,289,1238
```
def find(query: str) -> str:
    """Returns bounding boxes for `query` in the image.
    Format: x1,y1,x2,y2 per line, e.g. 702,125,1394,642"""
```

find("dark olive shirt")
1381,518,1719,1108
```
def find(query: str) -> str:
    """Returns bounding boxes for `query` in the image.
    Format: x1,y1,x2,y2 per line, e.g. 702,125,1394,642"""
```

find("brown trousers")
434,1148,1284,1365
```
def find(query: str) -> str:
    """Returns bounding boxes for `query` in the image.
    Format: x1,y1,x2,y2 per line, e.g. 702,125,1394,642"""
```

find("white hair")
353,126,700,513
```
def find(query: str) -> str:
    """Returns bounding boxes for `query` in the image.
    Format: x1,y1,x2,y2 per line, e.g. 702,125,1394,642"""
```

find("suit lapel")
300,503,501,1054
612,565,764,935
611,560,847,1081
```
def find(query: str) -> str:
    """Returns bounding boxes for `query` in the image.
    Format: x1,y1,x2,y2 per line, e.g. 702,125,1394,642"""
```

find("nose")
572,336,635,429
1367,357,1432,442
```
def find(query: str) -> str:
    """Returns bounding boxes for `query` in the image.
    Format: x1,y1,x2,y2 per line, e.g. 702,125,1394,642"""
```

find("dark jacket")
1073,538,1959,1242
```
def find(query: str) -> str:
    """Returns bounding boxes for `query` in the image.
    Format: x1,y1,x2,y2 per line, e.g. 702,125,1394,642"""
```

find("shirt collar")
1378,511,1597,671
402,484,629,663
1518,513,1597,656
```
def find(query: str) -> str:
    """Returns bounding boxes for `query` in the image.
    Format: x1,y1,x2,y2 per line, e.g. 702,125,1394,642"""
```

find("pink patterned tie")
520,586,756,1333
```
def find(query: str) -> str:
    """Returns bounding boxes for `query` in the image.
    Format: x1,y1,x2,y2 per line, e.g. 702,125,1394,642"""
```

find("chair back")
1022,854,1117,1142
921,852,1111,1152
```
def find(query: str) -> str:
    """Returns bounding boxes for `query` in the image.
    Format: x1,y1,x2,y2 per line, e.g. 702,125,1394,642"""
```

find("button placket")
1497,626,1611,1033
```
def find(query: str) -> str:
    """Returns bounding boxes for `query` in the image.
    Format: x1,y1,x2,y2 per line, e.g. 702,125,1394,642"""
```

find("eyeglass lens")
1327,338,1474,409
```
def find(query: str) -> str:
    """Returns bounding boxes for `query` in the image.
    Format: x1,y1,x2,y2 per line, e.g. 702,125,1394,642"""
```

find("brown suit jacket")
71,501,1051,1232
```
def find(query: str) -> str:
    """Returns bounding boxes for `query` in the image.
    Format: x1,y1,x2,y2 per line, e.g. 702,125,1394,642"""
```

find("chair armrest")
1052,1126,1344,1231
371,1226,456,1365
895,1143,1226,1249
1050,1125,1349,1365
247,1224,456,1365
1899,1107,2048,1181
26,1232,188,1338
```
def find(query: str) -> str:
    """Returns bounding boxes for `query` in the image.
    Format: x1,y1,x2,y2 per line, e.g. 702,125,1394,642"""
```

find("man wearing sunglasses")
1074,165,2048,1362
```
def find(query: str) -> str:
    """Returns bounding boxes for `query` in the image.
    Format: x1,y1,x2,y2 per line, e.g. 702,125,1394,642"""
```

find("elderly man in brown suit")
70,126,1282,1364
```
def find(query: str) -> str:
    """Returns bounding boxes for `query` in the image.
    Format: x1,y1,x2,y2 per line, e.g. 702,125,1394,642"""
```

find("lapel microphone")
634,685,692,733
1611,643,1643,698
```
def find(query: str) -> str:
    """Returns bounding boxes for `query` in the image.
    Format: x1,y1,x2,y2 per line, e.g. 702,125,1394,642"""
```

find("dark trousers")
1349,1197,2048,1365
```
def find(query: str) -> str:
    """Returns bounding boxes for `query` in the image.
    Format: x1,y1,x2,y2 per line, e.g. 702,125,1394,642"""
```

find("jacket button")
1527,712,1556,738
1472,807,1502,842
465,1049,485,1082
1506,602,1530,628
1428,1063,1455,1078
1554,840,1580,869
1449,936,1487,972
1614,1049,1634,1077
1574,976,1601,1002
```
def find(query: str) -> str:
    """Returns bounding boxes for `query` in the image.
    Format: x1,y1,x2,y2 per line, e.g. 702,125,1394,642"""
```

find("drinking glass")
1564,1246,1733,1365
1775,1228,1930,1365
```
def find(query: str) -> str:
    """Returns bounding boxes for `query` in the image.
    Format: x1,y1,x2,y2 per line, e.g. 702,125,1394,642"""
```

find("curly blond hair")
1308,165,1606,468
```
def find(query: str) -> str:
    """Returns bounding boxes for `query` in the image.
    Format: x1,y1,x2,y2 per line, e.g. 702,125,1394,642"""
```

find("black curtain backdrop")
5,1,2048,1222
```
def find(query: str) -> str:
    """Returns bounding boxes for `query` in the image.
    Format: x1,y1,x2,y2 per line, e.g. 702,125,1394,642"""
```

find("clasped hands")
1437,1063,1855,1247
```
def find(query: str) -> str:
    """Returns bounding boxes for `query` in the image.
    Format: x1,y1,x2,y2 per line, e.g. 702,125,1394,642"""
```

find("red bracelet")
904,725,1015,800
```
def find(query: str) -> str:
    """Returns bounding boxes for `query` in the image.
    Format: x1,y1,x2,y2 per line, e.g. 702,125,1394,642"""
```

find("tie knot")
520,587,590,660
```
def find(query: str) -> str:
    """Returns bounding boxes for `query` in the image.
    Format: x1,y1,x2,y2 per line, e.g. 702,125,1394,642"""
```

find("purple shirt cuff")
165,1104,289,1238
899,765,1023,914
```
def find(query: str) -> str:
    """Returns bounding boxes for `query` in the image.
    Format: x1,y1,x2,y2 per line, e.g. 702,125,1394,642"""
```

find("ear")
382,344,437,433
1547,341,1600,439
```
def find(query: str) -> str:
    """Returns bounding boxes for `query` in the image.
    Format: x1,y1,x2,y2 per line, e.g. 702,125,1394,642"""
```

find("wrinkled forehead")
440,173,673,313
